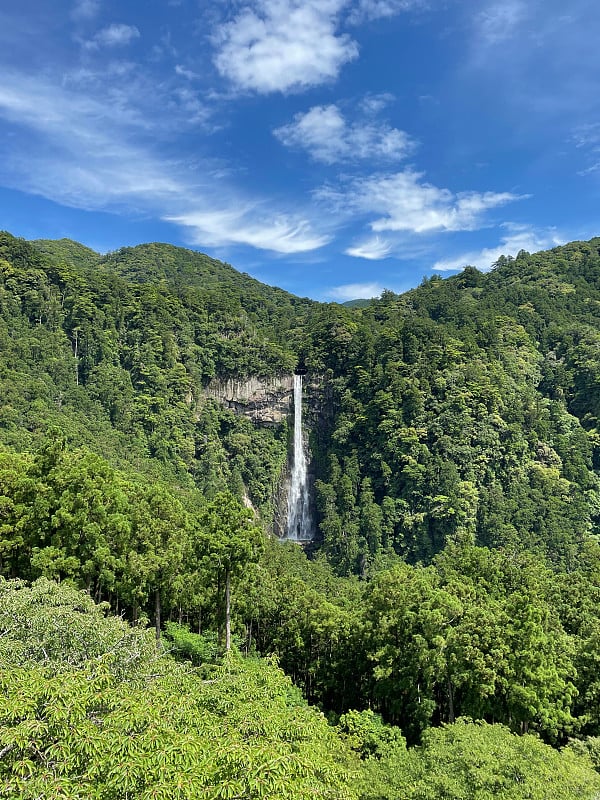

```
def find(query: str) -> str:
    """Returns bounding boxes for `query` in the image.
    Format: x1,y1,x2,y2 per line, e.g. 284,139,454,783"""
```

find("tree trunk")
73,329,79,386
247,619,253,654
225,567,231,652
216,574,222,650
155,587,161,648
447,675,455,723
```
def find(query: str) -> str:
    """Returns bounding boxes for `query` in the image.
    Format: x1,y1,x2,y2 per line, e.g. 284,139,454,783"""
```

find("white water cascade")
286,373,312,541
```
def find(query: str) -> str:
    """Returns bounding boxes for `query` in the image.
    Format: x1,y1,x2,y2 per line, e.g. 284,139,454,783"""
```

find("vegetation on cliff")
3,230,600,795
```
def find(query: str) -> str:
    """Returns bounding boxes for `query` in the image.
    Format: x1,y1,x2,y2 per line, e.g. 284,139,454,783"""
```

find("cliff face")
202,372,329,541
203,375,294,425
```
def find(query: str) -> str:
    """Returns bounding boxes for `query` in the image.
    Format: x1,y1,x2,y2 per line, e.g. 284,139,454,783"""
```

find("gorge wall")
203,375,294,425
202,373,331,541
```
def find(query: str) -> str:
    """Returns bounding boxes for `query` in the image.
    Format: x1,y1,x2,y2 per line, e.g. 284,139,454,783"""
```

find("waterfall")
286,373,311,541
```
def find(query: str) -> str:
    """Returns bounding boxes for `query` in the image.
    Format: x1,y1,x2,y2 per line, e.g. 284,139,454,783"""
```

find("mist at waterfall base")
285,374,312,542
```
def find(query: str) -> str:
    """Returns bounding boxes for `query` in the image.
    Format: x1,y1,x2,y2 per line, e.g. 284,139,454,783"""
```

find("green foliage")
0,231,299,515
303,242,600,572
5,229,600,795
338,709,406,759
32,238,101,271
0,655,357,799
0,577,156,681
0,578,357,798
361,719,600,800
2,228,600,574
163,621,219,665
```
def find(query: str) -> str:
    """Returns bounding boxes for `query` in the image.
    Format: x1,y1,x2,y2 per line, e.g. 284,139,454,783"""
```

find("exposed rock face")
203,375,294,425
202,372,329,542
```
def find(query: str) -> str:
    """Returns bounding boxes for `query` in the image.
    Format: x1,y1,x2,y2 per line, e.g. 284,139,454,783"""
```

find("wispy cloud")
175,64,200,81
347,0,425,24
433,225,563,272
274,103,414,164
88,23,140,49
71,0,101,21
572,122,600,149
213,0,358,93
166,208,330,253
0,76,180,208
320,169,523,234
359,92,395,114
0,71,328,255
465,0,600,127
572,122,600,175
475,1,527,44
345,235,392,259
327,281,384,300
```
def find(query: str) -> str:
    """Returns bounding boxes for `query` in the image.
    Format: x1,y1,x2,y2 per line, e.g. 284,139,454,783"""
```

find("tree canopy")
2,230,600,796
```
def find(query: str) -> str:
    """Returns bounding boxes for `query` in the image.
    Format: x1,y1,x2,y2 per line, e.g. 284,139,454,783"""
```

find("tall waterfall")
286,374,311,541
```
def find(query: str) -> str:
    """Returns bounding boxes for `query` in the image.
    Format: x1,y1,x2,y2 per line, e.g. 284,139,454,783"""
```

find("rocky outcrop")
202,372,329,542
203,375,294,425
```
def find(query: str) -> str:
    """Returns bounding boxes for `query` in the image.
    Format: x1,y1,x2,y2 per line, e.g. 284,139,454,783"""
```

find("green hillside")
0,231,307,505
3,230,600,797
32,237,102,270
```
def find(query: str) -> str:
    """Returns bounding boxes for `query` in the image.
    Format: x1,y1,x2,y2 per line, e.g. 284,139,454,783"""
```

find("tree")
196,492,263,651
122,483,190,643
359,718,600,800
0,592,357,800
0,576,156,682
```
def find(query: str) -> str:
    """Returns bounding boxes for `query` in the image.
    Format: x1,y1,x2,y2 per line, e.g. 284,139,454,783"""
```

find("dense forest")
3,229,600,797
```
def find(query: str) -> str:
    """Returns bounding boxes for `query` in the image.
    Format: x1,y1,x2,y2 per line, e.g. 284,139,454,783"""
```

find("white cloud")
274,104,413,164
433,225,563,272
345,235,392,259
327,281,384,300
348,0,424,24
359,92,395,114
0,72,329,255
91,24,140,48
475,1,527,44
324,169,522,234
166,208,330,253
0,77,180,208
213,0,358,93
72,0,101,20
175,64,199,80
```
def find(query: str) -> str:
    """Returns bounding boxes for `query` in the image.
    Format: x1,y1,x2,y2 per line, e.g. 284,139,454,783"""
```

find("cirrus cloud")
432,225,563,272
0,71,329,255
345,235,392,259
90,23,140,48
165,208,330,253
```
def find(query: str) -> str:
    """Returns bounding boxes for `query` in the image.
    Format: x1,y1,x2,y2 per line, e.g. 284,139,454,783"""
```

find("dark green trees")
196,492,263,650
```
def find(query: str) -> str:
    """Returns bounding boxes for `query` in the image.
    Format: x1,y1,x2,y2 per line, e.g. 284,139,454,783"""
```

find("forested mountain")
306,243,600,574
3,229,600,797
0,232,311,506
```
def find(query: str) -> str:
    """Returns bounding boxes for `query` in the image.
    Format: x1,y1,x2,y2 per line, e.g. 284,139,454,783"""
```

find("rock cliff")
203,375,294,425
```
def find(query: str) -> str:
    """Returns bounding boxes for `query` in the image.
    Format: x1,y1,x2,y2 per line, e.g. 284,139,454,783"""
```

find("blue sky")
2,0,600,300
